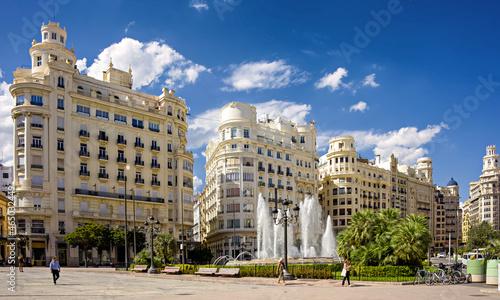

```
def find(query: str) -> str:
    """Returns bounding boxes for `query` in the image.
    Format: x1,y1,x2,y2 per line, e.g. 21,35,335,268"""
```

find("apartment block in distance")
463,145,500,232
433,179,461,252
9,22,194,266
318,136,434,234
200,102,319,258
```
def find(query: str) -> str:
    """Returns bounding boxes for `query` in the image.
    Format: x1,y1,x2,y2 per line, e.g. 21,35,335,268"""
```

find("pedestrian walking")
18,254,24,272
276,257,287,285
50,256,61,285
341,259,356,287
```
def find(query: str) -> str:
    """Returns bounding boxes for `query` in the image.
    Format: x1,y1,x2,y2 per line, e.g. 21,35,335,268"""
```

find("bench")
215,268,240,277
161,266,181,274
194,267,218,276
131,265,148,272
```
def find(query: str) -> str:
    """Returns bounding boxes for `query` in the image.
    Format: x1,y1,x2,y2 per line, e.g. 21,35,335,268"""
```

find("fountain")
226,193,341,266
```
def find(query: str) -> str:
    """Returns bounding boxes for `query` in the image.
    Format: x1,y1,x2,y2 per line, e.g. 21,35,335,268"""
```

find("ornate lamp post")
272,194,300,281
144,216,161,274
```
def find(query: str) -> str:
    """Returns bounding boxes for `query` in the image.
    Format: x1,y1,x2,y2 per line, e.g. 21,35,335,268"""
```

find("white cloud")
187,100,312,150
193,153,199,159
193,175,203,193
125,21,135,34
0,81,14,166
314,67,351,92
190,0,209,10
222,60,308,91
349,101,369,112
76,58,87,73
342,125,444,166
362,73,379,87
83,38,210,89
0,68,3,79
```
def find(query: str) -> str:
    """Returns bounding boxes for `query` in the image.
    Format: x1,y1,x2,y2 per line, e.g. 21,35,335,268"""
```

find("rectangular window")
58,198,65,213
231,128,237,138
267,150,272,157
114,114,127,124
81,201,88,211
57,117,64,131
30,95,43,106
167,124,172,134
96,109,109,120
51,32,57,39
277,152,282,159
16,96,25,106
258,148,262,155
32,176,42,186
77,105,90,116
36,56,42,66
60,36,64,43
286,154,290,161
33,197,42,208
300,136,305,143
58,178,64,191
149,122,160,132
32,136,42,148
57,98,64,110
100,204,107,213
132,119,144,129
244,129,249,138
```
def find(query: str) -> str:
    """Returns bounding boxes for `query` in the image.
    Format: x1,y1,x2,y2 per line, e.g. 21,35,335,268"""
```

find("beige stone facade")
433,180,461,252
199,102,319,258
9,22,193,266
318,136,434,234
463,145,500,232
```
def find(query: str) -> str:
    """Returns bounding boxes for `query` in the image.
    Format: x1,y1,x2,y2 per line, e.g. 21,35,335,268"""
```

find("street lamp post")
455,209,459,265
132,189,136,259
144,216,161,274
124,176,128,271
272,189,300,281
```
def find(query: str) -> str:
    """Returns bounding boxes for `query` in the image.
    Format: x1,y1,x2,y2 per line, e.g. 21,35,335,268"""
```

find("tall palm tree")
392,216,431,265
349,210,377,248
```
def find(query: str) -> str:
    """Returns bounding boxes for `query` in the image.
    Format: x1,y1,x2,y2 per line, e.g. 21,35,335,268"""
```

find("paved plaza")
1,267,499,300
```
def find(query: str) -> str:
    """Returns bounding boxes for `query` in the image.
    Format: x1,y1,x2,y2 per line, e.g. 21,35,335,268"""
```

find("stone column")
24,113,31,186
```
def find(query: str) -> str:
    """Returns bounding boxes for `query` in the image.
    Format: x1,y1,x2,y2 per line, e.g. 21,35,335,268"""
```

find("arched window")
114,95,119,100
78,86,83,90
181,111,184,121
57,77,64,88
167,106,172,116
177,110,180,119
96,90,102,100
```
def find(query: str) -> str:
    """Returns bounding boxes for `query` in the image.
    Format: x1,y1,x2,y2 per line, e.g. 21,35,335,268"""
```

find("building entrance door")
57,249,67,266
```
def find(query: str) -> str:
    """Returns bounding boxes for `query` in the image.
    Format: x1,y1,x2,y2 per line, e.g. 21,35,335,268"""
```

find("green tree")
467,221,499,251
133,248,162,267
63,222,107,267
486,239,500,259
391,215,432,265
153,233,177,264
111,227,146,250
336,209,431,266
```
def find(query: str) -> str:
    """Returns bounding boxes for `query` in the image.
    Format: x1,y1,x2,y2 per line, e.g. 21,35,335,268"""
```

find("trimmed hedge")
160,263,420,282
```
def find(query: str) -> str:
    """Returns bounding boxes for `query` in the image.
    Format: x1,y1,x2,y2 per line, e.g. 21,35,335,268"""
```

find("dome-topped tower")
29,21,76,75
447,177,458,186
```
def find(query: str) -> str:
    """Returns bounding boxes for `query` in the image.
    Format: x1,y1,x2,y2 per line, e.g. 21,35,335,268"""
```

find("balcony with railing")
135,159,144,166
79,150,90,158
151,180,161,186
258,181,265,187
258,167,265,172
135,178,145,184
151,162,160,169
98,173,109,179
79,170,90,177
98,134,108,142
117,157,127,163
75,188,164,203
268,168,275,174
117,138,127,146
98,154,108,161
151,145,160,152
79,130,89,139
134,142,144,149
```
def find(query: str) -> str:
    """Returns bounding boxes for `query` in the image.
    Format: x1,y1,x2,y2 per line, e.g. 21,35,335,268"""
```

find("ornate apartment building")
9,22,194,266
318,136,434,234
200,102,319,258
433,179,461,252
463,145,500,232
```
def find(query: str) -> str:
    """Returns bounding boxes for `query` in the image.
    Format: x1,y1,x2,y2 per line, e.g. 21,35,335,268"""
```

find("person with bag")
49,256,61,285
342,259,356,287
276,257,287,285
18,254,24,272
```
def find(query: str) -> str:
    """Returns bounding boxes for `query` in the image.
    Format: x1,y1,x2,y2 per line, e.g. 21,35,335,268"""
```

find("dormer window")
36,56,42,67
60,36,64,43
44,32,48,40
51,32,57,39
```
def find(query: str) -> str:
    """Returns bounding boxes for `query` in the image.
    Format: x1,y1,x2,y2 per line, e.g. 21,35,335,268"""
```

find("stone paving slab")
1,267,498,300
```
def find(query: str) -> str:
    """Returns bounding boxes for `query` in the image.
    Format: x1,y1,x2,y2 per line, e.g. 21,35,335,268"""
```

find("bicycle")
413,268,429,285
425,268,451,286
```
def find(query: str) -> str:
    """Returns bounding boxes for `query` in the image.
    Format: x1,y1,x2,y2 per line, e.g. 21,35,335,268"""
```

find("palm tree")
349,210,377,248
392,215,431,265
153,233,177,264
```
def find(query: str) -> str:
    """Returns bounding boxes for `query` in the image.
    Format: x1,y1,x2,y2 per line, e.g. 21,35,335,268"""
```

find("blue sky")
1,0,500,203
